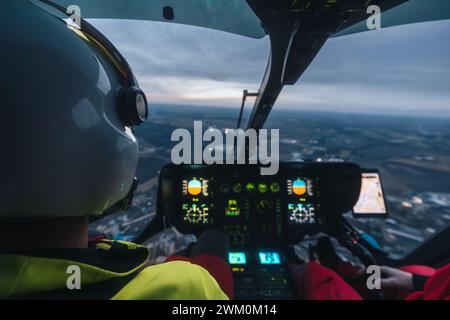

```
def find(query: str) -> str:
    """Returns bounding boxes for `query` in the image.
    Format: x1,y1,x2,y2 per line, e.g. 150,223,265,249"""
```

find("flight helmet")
0,0,148,218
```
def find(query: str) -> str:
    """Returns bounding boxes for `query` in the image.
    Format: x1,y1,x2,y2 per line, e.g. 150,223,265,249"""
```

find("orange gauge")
292,179,307,195
187,179,202,195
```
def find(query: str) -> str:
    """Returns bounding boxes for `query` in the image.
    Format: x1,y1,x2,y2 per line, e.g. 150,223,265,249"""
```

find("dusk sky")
92,18,450,117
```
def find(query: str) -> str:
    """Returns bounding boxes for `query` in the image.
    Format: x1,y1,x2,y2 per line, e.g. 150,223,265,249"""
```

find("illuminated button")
245,182,255,192
232,183,242,193
258,183,268,193
270,182,280,193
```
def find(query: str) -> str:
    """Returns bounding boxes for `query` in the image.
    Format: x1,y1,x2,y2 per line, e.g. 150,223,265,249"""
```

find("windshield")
52,0,450,39
266,20,450,259
52,0,266,38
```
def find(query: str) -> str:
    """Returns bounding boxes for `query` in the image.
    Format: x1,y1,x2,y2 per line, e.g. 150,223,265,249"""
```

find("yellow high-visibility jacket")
0,240,229,300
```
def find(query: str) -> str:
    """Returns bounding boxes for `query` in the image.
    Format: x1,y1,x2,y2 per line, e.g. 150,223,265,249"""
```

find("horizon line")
149,102,450,120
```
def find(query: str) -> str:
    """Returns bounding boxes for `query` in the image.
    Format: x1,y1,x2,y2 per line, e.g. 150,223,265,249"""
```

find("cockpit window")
51,0,450,40
266,20,450,259
52,0,266,39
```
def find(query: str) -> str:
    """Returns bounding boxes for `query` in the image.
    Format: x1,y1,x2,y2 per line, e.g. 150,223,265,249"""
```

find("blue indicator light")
228,252,247,265
258,251,281,264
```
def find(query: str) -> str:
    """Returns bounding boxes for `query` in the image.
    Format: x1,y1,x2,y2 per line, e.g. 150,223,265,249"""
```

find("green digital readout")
225,199,240,216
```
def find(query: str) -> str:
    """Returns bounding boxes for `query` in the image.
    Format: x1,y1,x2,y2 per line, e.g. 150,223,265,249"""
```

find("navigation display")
353,172,387,216
286,178,317,224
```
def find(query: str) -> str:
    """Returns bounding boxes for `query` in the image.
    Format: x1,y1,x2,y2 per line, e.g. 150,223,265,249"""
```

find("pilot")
0,1,232,300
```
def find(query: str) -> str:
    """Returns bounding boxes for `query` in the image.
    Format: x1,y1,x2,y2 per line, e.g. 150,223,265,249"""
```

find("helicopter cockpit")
43,0,450,300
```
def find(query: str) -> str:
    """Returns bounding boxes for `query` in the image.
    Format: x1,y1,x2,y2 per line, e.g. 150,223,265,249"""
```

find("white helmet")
0,0,149,218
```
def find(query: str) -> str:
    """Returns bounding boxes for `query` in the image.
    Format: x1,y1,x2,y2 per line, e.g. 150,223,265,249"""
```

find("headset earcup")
121,86,149,126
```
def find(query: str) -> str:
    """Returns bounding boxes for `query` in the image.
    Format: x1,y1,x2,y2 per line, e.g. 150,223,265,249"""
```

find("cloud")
91,18,450,116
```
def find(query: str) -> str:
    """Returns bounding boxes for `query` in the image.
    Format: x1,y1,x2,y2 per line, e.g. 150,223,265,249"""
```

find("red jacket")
406,264,450,300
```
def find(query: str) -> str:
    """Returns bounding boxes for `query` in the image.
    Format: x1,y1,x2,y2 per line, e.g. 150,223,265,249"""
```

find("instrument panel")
158,162,361,247
178,173,320,247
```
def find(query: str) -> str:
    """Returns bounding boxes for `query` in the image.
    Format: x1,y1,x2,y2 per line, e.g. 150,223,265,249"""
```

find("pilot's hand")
380,266,414,291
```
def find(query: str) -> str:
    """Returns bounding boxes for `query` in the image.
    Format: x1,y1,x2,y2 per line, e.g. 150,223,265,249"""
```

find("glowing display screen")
228,252,247,265
181,203,209,224
225,199,240,216
258,251,281,264
287,203,316,224
182,178,209,197
181,177,211,224
353,172,387,215
286,177,317,224
287,178,313,197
